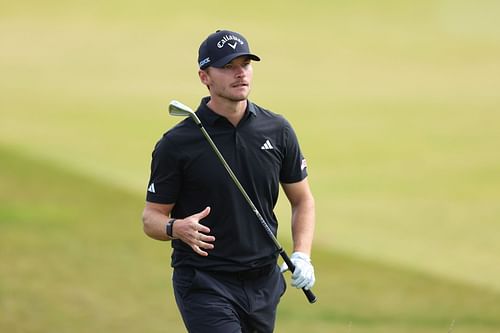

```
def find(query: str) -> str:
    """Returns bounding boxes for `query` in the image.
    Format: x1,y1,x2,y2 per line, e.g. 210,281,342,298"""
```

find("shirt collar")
197,97,257,126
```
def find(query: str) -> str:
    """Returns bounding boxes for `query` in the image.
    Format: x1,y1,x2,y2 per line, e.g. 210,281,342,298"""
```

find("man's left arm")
281,178,316,289
282,177,315,254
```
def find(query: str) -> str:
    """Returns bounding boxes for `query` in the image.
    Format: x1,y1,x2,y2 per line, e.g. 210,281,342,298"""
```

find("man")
142,29,316,333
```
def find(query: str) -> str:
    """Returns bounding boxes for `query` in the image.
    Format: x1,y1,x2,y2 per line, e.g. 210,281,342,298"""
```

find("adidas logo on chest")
261,139,274,150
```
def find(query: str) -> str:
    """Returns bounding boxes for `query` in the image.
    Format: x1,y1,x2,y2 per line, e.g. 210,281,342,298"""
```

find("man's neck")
207,98,247,127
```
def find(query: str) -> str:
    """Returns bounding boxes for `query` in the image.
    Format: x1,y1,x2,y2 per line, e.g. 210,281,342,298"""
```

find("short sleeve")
145,136,183,204
279,120,308,183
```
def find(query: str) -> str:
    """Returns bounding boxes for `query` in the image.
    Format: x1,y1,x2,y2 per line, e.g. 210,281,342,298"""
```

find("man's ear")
198,69,209,86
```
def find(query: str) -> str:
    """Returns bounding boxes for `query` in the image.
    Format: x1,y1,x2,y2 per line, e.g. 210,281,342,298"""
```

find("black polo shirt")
146,97,308,271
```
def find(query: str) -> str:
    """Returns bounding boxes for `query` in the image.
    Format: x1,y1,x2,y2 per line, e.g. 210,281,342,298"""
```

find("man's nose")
234,65,245,77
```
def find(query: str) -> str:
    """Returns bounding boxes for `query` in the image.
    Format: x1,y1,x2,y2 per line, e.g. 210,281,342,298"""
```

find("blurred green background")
1,1,500,332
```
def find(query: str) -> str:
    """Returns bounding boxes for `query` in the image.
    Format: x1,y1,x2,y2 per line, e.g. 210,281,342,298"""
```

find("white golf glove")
280,251,315,290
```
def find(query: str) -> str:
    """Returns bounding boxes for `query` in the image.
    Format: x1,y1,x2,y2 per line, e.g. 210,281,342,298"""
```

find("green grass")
1,0,500,331
2,146,500,332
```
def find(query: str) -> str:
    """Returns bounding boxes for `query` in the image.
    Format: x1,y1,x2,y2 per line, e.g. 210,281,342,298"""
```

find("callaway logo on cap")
198,29,261,69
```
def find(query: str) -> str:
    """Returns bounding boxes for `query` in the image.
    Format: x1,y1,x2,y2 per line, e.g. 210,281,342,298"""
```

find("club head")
169,100,195,117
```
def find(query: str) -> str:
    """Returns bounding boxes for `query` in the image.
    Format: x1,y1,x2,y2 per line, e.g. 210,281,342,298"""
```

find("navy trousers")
172,264,286,333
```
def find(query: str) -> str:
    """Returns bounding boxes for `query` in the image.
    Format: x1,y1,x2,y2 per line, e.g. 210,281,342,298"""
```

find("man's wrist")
166,218,177,239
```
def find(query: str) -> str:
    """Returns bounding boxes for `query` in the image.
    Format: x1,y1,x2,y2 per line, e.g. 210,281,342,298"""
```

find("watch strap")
166,218,176,238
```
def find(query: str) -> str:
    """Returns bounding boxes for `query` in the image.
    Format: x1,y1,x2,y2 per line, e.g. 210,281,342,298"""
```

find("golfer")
142,29,316,333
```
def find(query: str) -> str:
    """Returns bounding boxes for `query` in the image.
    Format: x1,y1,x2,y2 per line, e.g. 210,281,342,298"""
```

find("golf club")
168,100,317,304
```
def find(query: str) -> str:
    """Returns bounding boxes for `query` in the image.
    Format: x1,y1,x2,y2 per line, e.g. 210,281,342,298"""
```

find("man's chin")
230,87,250,101
227,94,249,103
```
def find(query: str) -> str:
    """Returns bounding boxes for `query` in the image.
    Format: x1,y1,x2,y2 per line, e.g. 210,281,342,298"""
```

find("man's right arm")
142,202,216,256
142,201,175,241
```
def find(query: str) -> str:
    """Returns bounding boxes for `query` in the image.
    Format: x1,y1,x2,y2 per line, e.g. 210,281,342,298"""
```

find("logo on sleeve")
147,183,156,193
301,159,307,170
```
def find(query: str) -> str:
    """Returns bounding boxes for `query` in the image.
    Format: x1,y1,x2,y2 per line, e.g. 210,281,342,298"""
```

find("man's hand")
173,207,215,256
280,252,315,290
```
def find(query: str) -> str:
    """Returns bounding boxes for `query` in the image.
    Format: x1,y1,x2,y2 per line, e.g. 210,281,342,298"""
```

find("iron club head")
169,100,195,117
168,100,201,125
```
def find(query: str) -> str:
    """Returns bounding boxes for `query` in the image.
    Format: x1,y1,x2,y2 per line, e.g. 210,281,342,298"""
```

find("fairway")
2,146,500,332
1,0,500,332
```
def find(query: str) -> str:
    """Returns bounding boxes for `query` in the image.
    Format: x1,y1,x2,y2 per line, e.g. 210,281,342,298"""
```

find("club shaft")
193,118,317,304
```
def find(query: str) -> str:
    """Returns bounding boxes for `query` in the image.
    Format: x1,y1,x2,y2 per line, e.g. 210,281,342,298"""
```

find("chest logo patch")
261,139,274,150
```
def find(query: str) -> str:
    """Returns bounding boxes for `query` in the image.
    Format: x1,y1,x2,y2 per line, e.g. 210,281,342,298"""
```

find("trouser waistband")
209,264,275,280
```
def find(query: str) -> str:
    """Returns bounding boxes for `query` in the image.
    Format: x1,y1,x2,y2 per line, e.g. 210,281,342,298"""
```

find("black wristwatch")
166,218,176,238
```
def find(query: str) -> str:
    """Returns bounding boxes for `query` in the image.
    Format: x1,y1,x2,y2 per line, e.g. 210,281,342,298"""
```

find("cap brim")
210,53,260,68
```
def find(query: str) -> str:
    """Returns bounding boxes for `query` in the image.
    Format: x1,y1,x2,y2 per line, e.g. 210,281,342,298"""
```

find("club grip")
280,250,317,304
303,287,317,304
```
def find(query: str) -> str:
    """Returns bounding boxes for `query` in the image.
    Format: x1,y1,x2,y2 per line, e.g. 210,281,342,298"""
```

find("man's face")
199,56,254,102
